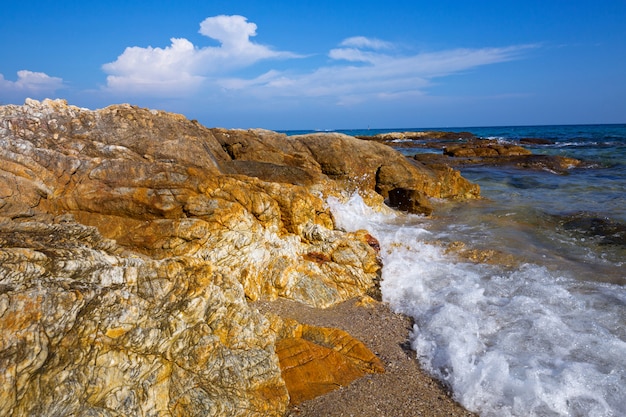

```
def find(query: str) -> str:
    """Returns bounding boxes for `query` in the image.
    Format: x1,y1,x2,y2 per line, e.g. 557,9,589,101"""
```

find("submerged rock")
0,99,478,416
559,212,626,246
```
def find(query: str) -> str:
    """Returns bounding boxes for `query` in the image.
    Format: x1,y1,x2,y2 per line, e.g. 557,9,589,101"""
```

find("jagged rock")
0,218,288,417
0,99,479,416
0,99,383,308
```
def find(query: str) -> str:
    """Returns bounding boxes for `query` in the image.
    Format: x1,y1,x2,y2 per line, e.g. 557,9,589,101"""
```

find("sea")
285,125,626,417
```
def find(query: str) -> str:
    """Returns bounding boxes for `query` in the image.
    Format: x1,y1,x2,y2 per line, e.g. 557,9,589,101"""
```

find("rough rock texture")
0,99,385,308
0,99,479,416
255,298,477,417
0,218,288,416
357,130,476,143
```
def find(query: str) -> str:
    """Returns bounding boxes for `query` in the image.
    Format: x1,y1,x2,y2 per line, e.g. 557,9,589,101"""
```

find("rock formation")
357,130,587,174
0,99,478,416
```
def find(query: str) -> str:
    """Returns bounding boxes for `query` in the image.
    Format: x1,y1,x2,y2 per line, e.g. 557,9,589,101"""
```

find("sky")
1,0,625,130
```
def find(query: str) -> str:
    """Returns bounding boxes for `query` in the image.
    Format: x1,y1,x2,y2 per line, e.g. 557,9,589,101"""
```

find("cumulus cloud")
101,16,535,107
102,38,204,94
0,70,64,95
102,15,300,96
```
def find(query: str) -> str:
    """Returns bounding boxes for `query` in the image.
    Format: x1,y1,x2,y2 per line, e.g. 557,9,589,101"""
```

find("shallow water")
317,123,626,417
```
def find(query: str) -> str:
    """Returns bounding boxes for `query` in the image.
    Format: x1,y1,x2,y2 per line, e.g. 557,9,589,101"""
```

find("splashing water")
327,194,625,417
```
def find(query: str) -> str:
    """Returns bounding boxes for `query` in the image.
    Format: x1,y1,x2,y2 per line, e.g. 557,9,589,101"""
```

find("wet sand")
254,297,477,417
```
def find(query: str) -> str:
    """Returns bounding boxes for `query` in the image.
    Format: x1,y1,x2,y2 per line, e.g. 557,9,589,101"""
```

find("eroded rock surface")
0,99,478,416
0,218,288,417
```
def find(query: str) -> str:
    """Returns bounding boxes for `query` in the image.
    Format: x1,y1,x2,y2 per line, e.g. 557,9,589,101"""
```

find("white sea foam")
485,136,515,145
327,194,626,417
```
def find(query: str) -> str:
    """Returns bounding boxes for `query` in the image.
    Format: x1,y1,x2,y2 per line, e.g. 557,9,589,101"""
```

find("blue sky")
1,0,625,129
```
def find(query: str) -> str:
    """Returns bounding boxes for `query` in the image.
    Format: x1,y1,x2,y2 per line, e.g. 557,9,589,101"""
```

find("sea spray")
327,194,625,417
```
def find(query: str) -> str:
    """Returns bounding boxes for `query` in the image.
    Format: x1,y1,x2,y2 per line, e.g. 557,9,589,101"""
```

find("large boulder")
212,129,480,203
0,99,479,416
0,99,382,307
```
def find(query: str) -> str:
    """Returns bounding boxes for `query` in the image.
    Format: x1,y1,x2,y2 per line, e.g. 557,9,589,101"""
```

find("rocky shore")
357,130,588,174
0,99,486,416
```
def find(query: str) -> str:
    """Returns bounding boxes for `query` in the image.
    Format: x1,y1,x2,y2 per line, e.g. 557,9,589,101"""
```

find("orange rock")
272,317,384,405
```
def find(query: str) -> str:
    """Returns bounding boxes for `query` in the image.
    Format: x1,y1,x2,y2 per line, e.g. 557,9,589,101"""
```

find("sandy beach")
254,298,477,417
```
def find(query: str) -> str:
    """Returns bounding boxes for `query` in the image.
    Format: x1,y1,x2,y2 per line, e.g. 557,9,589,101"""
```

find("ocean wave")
328,194,626,417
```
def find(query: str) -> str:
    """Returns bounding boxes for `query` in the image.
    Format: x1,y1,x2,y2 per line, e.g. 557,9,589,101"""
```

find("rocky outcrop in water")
356,130,476,145
358,131,587,174
0,99,478,416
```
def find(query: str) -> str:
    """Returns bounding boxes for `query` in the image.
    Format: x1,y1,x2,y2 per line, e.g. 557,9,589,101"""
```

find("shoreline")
254,298,477,417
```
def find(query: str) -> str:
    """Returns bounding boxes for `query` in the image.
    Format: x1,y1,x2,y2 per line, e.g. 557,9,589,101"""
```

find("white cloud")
0,70,64,95
102,15,300,96
102,38,204,95
220,40,536,105
100,16,536,107
328,47,382,63
327,36,394,63
339,36,393,50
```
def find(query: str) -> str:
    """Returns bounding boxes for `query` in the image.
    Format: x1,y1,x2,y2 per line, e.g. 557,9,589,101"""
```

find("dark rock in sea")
512,154,585,172
387,188,433,216
444,142,532,157
519,137,554,145
560,213,626,246
357,131,476,141
358,131,591,175
414,149,586,174
356,131,477,149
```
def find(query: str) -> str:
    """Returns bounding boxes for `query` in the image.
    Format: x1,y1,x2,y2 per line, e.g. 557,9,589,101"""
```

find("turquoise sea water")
290,125,626,417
